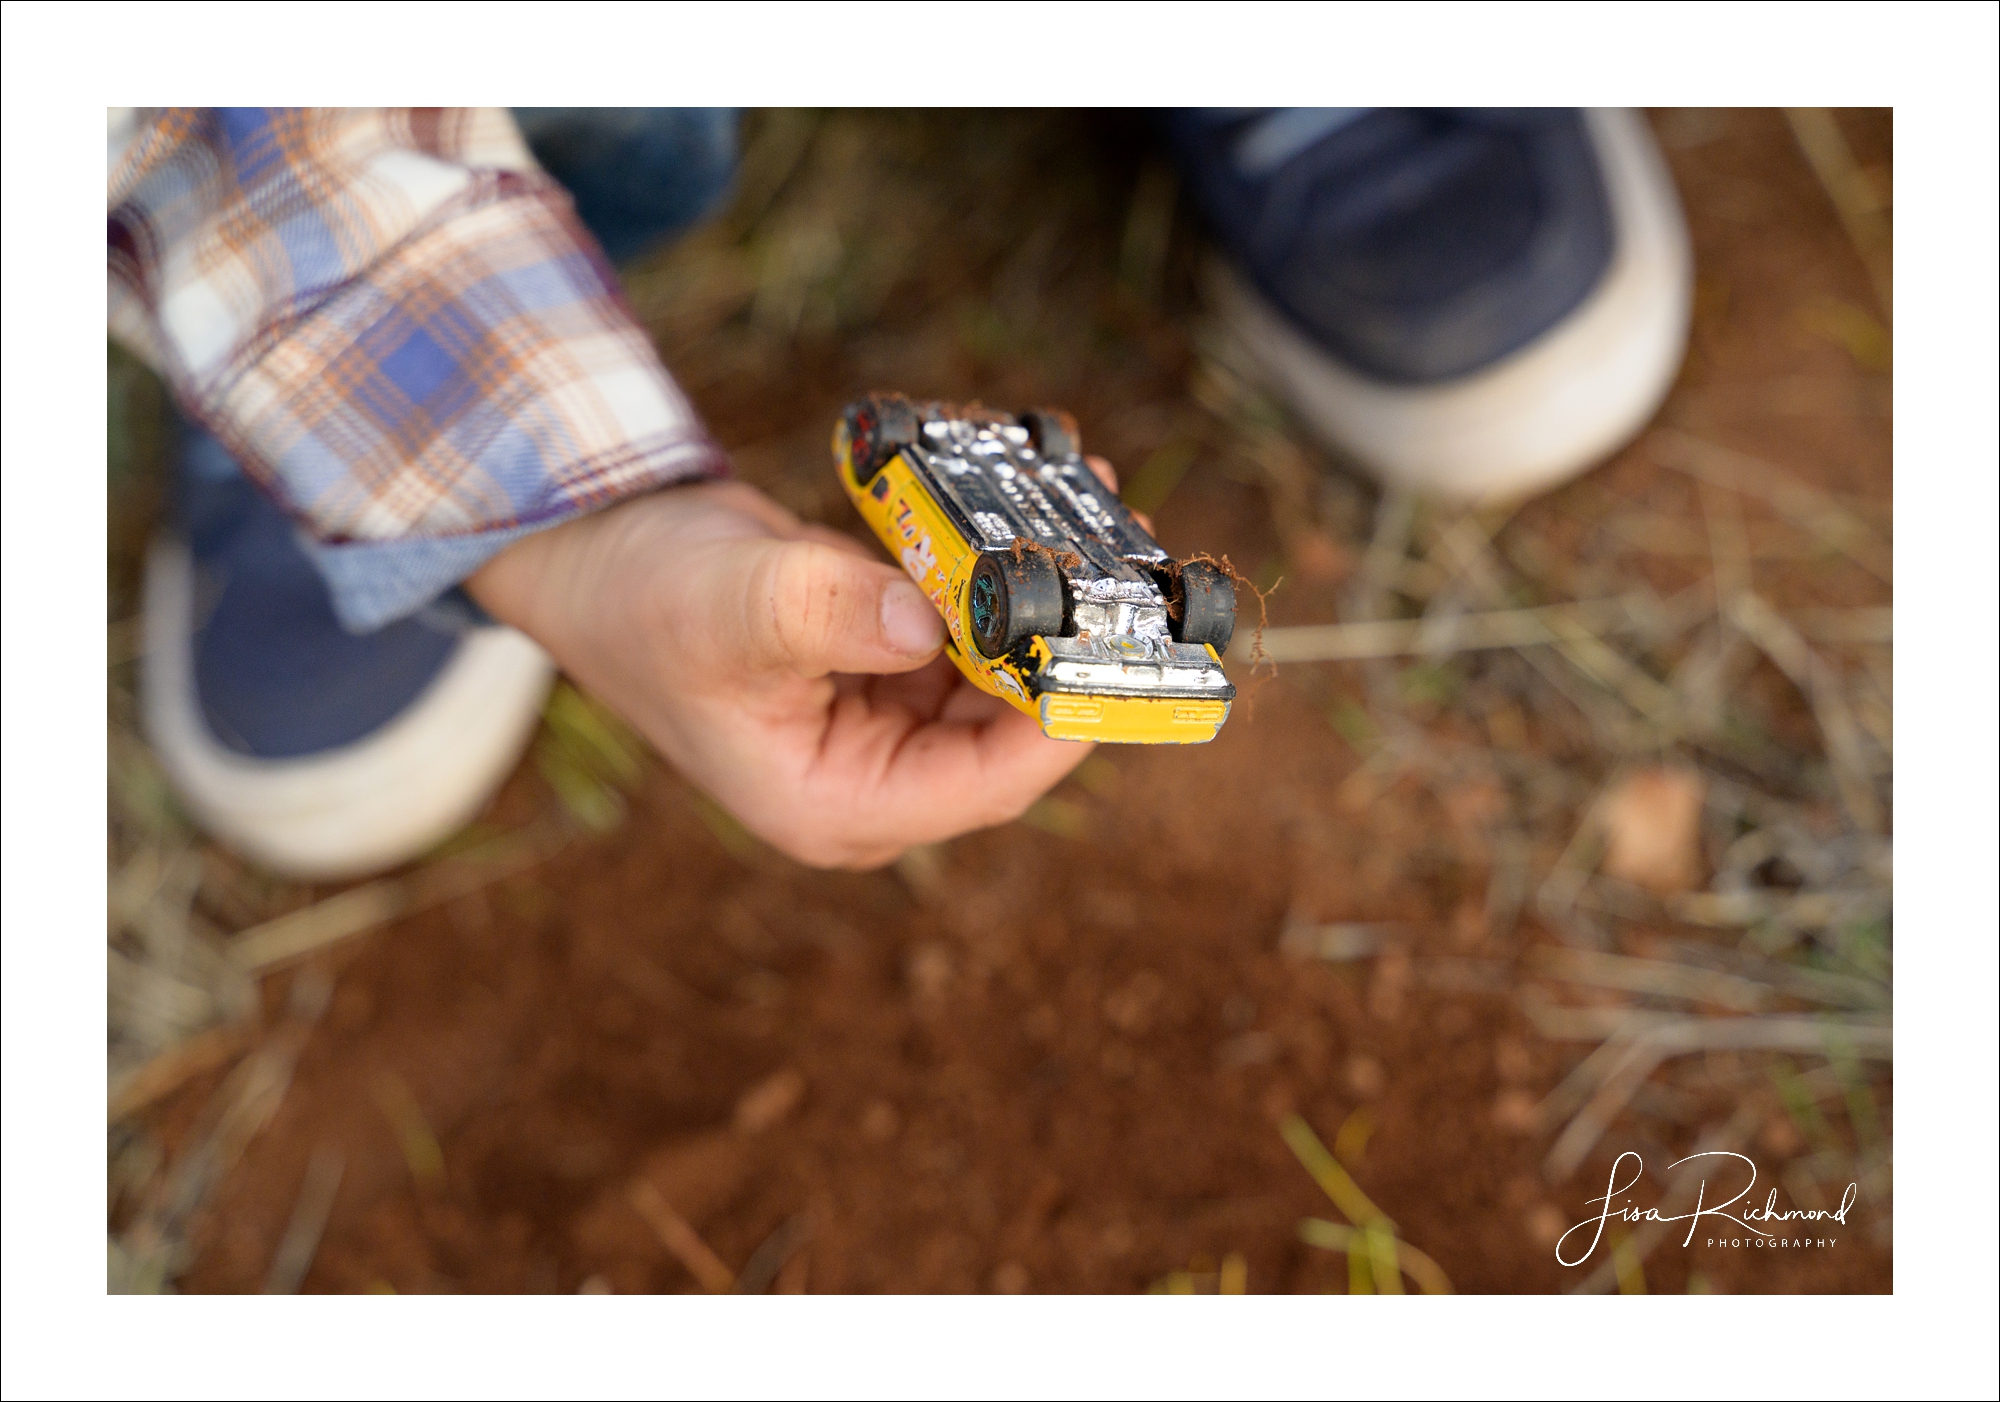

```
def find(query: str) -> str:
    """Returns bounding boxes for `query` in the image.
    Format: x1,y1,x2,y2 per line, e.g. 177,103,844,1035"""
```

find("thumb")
730,537,946,677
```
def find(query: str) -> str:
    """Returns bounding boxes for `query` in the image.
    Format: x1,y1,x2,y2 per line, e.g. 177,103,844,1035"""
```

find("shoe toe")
143,459,554,880
1194,108,1692,501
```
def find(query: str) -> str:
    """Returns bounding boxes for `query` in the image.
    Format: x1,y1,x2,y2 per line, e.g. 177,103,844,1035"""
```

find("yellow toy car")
834,394,1236,744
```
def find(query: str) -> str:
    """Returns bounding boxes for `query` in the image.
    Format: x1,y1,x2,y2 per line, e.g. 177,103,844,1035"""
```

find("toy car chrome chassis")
835,395,1237,744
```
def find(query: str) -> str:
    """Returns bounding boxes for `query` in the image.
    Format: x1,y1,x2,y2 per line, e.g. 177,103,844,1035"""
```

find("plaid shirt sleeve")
107,107,727,631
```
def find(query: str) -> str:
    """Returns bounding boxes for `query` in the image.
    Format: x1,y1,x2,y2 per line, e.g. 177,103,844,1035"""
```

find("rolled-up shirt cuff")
300,436,727,633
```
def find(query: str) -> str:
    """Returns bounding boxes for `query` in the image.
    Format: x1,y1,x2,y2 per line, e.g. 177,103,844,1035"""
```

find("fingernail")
881,580,945,655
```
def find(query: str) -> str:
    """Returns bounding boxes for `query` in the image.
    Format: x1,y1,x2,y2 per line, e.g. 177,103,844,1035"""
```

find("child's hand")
467,478,1104,868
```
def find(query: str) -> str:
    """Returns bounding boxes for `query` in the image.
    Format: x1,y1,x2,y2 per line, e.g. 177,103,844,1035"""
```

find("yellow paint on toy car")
838,430,1024,708
837,427,1230,745
1038,693,1229,744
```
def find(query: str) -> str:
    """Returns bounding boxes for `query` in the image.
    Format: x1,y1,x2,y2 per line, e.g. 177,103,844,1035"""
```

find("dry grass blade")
1669,886,1890,933
735,1213,812,1295
1248,595,1651,664
1118,157,1179,299
1347,487,1417,624
1782,108,1892,321
536,681,647,833
1279,1114,1406,1293
1523,1006,1890,1056
1654,938,1889,1013
1697,477,1751,605
1296,1219,1453,1295
1532,947,1772,1013
1544,1039,1669,1180
228,820,567,974
1723,593,1883,829
262,1145,344,1294
1532,1035,1647,1134
229,882,409,975
372,1071,446,1193
115,969,333,1291
1651,429,1891,584
629,1181,736,1293
1794,607,1893,645
1436,518,1683,740
1280,1113,1392,1231
108,843,180,932
1535,778,1616,946
1540,611,1685,733
109,1021,254,1122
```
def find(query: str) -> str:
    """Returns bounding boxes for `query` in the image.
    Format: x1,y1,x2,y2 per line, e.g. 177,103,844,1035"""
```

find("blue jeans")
512,108,740,264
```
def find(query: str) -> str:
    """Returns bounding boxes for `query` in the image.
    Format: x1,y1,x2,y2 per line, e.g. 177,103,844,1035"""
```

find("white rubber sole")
141,538,557,881
1210,107,1694,505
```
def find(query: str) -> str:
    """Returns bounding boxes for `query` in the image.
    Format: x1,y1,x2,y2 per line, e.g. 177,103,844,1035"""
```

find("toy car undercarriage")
836,395,1238,743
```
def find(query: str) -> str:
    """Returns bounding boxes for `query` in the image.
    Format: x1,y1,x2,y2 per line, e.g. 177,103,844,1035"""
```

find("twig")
1538,1009,1889,1180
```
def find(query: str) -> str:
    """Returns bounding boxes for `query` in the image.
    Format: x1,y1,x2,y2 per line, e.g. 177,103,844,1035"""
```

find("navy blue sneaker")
1167,108,1691,502
142,431,553,879
510,107,738,264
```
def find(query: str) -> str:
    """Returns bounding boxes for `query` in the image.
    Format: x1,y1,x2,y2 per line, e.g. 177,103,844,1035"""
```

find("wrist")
464,521,563,639
463,483,753,667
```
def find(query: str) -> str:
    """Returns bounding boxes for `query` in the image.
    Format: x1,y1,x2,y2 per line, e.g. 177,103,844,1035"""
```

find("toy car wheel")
1021,409,1080,459
968,550,1067,658
844,394,921,486
1165,561,1237,652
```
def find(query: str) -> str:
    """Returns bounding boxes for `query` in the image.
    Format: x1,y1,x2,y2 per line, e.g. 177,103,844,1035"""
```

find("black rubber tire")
968,550,1067,658
843,394,921,486
1021,408,1080,459
1166,561,1237,652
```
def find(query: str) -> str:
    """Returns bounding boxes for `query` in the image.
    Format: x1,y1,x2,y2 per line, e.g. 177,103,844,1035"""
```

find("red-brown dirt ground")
131,108,1891,1295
